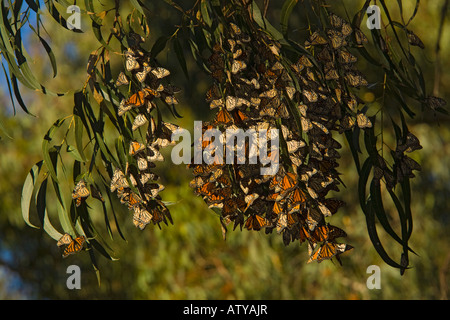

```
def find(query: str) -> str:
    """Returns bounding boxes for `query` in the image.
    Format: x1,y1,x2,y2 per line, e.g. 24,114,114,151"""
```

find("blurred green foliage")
0,0,449,299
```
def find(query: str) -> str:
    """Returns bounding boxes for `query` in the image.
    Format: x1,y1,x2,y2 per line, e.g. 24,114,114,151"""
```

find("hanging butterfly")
126,90,147,107
164,95,179,105
357,113,372,128
151,67,170,79
307,241,353,263
338,50,357,64
345,71,368,87
142,183,166,200
327,29,347,50
406,29,425,49
129,141,146,156
57,233,86,258
143,87,160,98
118,99,133,116
214,108,234,126
110,168,129,192
132,206,152,230
125,51,140,71
354,28,369,46
115,72,129,87
231,60,247,74
136,64,152,82
132,113,148,131
229,22,242,37
72,179,90,207
244,214,271,231
396,132,422,154
148,145,164,162
310,224,347,243
305,31,328,48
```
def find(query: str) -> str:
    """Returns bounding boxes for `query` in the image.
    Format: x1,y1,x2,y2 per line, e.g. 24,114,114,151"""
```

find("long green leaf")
21,160,44,228
173,36,189,80
36,177,63,240
280,0,298,37
42,118,67,182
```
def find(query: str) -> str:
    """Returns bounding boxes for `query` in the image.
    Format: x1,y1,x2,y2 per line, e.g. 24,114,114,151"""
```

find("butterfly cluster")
110,33,181,230
188,20,356,264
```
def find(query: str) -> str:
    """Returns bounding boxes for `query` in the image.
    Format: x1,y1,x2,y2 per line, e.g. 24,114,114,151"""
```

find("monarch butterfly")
206,187,232,204
345,71,368,87
244,193,259,212
129,141,146,156
244,214,270,231
115,72,129,86
352,28,368,47
132,113,148,131
132,206,152,230
321,198,345,215
233,48,243,59
327,29,347,50
206,84,221,102
136,156,148,171
59,234,86,258
122,191,142,209
214,108,234,126
307,241,353,263
110,168,129,192
305,208,323,231
126,90,146,107
406,29,425,49
397,132,422,154
287,187,307,206
339,50,357,64
136,64,151,82
148,145,164,162
151,67,170,79
143,87,160,98
164,95,179,105
310,224,347,243
357,113,372,128
72,179,90,207
339,115,356,132
231,60,247,74
209,98,224,110
227,38,237,52
142,183,165,200
329,13,345,29
302,89,318,103
57,233,73,247
424,95,447,111
261,101,289,119
329,12,353,36
280,172,298,195
325,67,339,81
232,109,249,124
305,31,328,48
140,172,158,185
259,88,278,99
118,100,133,116
229,22,242,36
196,181,215,196
125,52,140,71
226,96,249,111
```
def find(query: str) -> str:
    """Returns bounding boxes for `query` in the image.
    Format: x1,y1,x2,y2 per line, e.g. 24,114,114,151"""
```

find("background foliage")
0,0,449,299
